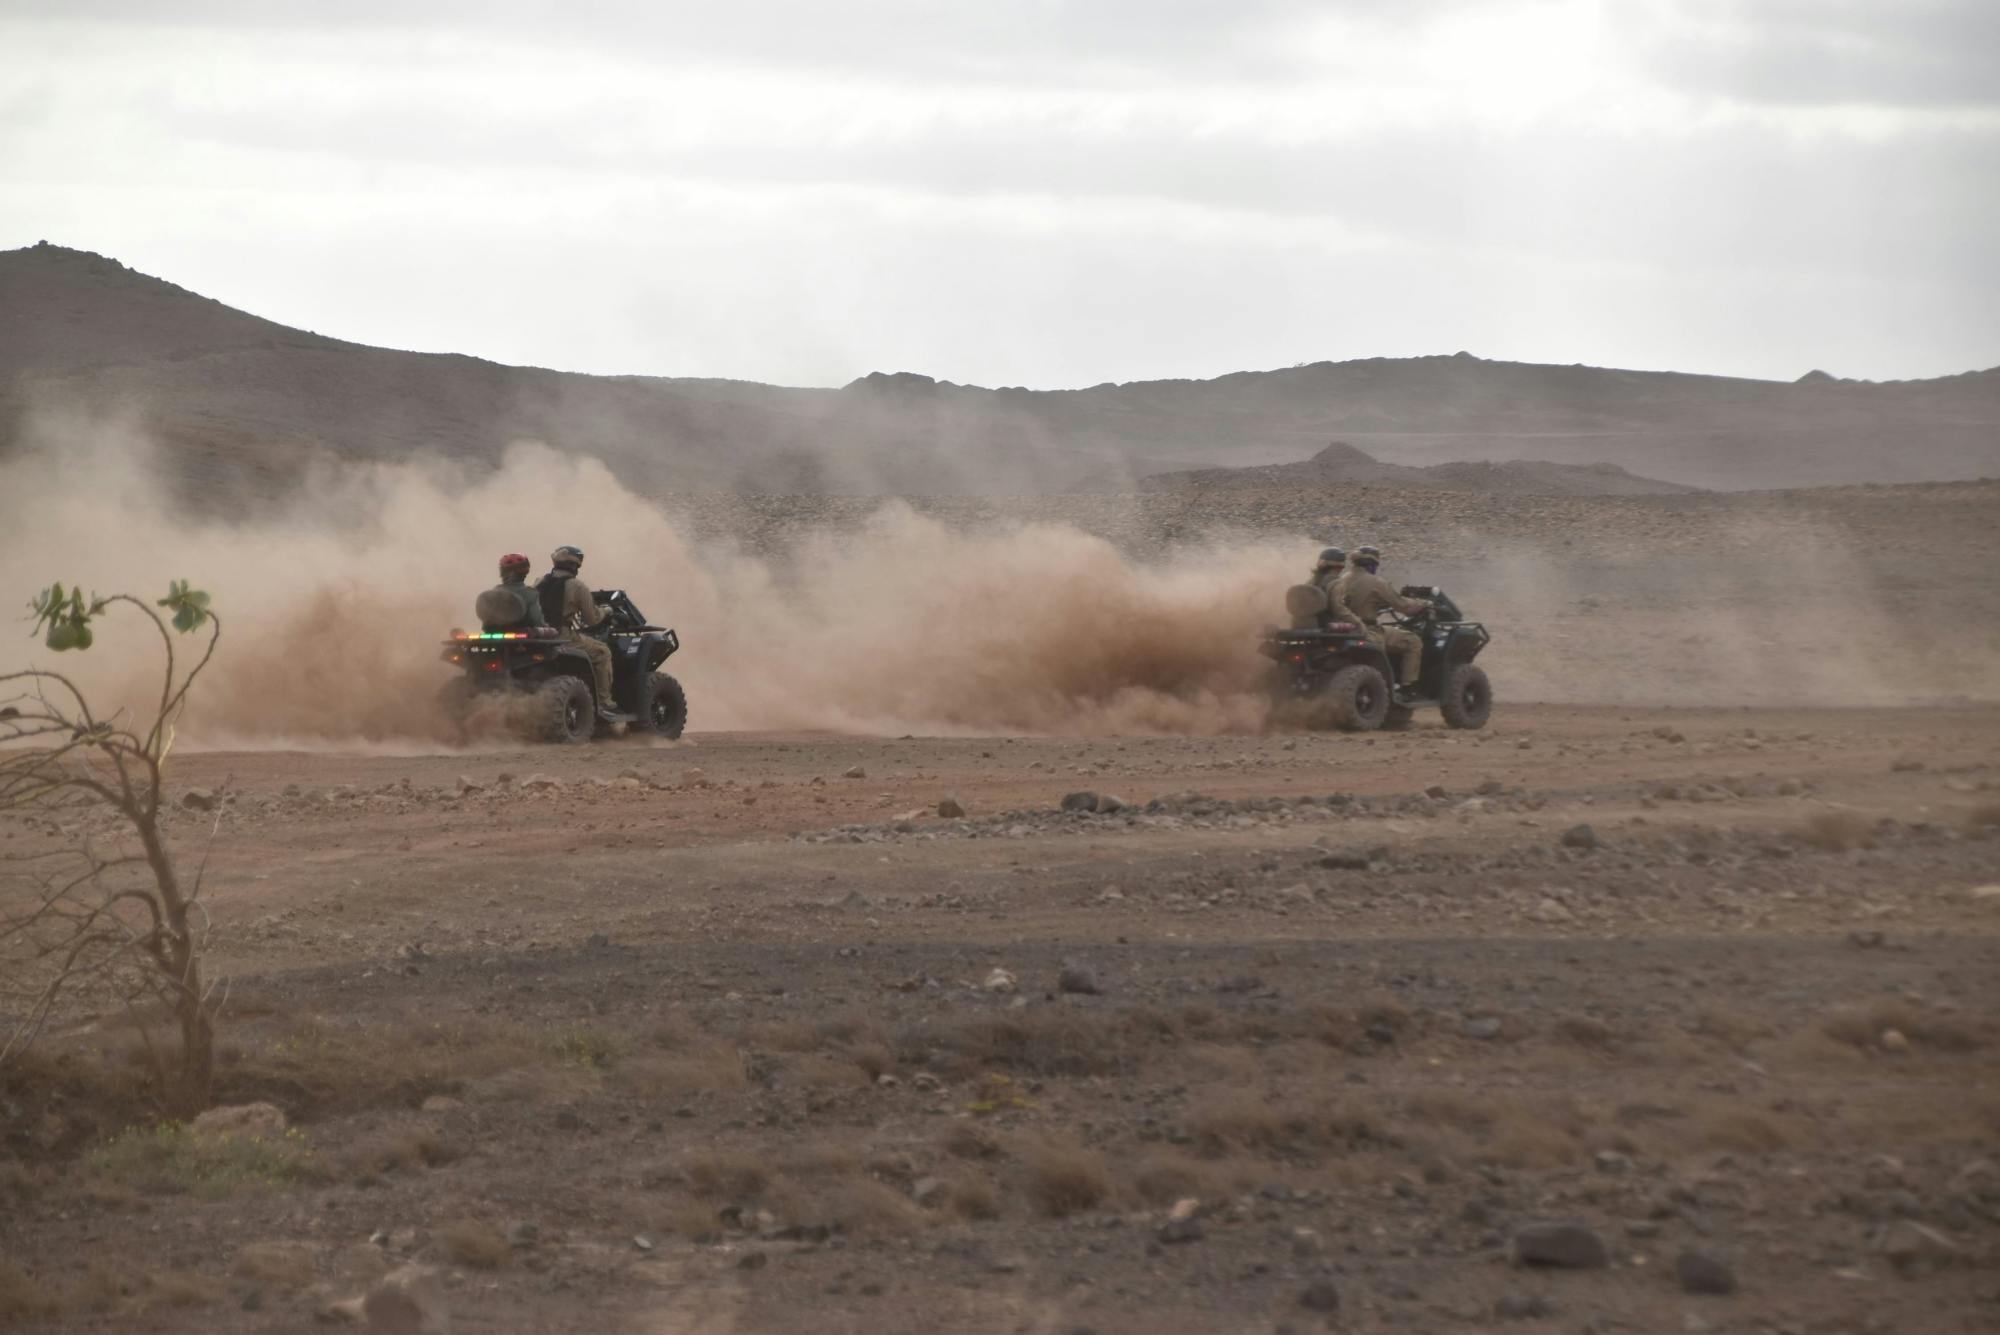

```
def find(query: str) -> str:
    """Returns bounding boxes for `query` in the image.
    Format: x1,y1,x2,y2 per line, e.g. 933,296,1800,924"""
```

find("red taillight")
484,661,502,671
1285,652,1305,663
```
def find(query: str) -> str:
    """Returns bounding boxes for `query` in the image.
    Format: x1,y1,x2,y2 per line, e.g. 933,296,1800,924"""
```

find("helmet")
551,545,585,567
1353,543,1381,570
498,552,530,578
1316,546,1346,568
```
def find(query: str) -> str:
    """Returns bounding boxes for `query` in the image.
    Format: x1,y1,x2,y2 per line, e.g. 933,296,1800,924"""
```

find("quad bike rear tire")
1324,664,1390,732
538,676,595,745
636,672,688,740
1439,663,1493,730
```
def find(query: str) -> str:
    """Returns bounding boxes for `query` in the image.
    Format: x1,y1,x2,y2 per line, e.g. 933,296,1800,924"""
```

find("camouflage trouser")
1371,627,1423,686
568,631,615,708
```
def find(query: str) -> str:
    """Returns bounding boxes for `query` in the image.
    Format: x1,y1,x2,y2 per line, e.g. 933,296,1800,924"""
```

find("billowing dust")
0,425,1987,749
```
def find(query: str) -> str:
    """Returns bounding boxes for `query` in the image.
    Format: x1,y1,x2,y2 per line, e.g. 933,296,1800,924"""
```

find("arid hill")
1142,439,1699,497
3,241,1997,496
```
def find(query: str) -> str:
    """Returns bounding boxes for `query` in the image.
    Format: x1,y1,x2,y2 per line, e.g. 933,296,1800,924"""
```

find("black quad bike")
439,589,688,744
1261,586,1492,732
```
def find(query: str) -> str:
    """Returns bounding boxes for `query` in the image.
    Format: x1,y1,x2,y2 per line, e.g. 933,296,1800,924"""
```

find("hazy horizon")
4,1,1996,390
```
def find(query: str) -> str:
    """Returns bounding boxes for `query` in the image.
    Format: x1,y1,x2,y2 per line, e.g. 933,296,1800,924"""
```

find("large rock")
191,1102,286,1140
1674,1249,1738,1295
363,1264,450,1333
1511,1222,1608,1269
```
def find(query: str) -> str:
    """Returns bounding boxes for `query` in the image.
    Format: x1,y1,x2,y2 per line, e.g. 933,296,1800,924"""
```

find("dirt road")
4,704,1999,1332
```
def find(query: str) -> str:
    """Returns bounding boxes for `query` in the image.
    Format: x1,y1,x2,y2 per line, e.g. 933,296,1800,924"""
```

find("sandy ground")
3,704,2000,1333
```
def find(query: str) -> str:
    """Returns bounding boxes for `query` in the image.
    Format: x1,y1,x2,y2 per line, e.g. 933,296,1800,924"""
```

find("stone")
1530,897,1575,925
191,1101,287,1140
1675,1249,1738,1295
842,765,866,779
1879,1028,1910,1053
937,796,965,818
1876,1220,1959,1274
1317,852,1370,870
1058,961,1102,995
1168,1198,1200,1222
1060,791,1100,813
362,1264,449,1334
1298,1279,1341,1313
911,1177,947,1207
1461,1016,1503,1040
982,967,1017,994
180,788,218,811
519,774,560,791
1968,885,2000,901
1289,1227,1323,1258
1560,824,1599,850
1511,1222,1609,1269
454,775,483,795
1156,1217,1203,1244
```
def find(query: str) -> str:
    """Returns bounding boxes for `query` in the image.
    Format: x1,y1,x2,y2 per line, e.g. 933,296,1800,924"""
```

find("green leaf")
160,581,212,633
46,620,82,652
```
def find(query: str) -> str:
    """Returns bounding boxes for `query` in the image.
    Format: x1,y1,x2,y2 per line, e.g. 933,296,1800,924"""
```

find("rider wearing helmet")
536,545,617,718
1332,544,1432,700
474,553,549,631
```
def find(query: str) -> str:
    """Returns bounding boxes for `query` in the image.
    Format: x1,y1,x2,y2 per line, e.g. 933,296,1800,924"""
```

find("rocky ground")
3,703,1998,1333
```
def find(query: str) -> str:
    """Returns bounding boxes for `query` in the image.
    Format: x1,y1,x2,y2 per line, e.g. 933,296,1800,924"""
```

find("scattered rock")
454,775,483,795
1298,1279,1341,1313
1424,784,1448,799
911,1177,947,1207
1968,885,2000,902
1058,961,1102,996
191,1102,286,1140
1168,1198,1200,1222
1512,1222,1609,1269
180,788,218,812
519,774,560,792
982,967,1017,994
937,795,965,818
1560,824,1599,850
1529,897,1575,925
1675,1249,1738,1296
362,1264,449,1334
1060,791,1101,813
1460,1016,1503,1040
1876,1220,1960,1274
1879,1028,1910,1053
842,765,866,779
1156,1217,1203,1244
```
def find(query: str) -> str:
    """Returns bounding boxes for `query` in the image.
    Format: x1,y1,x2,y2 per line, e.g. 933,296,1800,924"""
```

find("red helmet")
498,552,530,578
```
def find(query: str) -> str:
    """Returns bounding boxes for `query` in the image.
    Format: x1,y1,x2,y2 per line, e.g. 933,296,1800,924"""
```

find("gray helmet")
1353,543,1381,570
551,545,585,567
1316,546,1346,568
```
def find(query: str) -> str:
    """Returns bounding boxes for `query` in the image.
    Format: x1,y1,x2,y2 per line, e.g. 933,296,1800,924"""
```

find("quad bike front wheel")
1440,663,1493,730
537,676,596,745
1324,664,1390,732
636,672,688,740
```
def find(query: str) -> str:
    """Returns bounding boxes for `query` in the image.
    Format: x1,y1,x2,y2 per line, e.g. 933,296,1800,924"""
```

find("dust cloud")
0,420,1986,749
0,426,1289,744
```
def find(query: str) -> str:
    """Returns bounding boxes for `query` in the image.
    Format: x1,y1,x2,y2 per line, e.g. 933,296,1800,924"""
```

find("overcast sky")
3,0,1995,387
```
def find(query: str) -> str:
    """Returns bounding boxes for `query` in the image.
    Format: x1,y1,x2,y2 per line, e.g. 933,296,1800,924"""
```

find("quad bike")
439,589,687,744
1261,586,1492,732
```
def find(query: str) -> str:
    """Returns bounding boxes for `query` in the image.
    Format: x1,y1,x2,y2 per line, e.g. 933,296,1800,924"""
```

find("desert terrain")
3,700,1998,1334
4,247,2000,1334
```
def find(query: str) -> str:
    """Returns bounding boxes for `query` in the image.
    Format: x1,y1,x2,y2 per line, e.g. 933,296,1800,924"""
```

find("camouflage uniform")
474,577,547,631
1332,568,1430,686
542,570,616,708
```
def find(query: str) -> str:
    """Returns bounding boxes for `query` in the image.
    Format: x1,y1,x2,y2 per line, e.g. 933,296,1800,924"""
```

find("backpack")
536,570,572,626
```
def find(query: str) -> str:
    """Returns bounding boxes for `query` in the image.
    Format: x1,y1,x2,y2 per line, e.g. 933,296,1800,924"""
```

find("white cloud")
0,0,1993,385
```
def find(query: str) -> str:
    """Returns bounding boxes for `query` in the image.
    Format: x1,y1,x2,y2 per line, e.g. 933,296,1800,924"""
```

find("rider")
1287,546,1347,629
1332,544,1432,702
475,553,549,631
536,545,618,719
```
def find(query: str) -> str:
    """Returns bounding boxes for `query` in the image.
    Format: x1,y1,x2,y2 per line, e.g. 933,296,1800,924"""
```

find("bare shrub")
911,1008,1132,1078
233,1242,317,1291
1687,1102,1801,1154
439,1220,510,1269
136,1270,225,1312
1692,1007,1769,1050
1797,808,1875,852
1822,999,1986,1052
2,581,225,1113
0,1262,59,1322
616,1046,748,1098
1128,1149,1223,1207
943,1123,1004,1160
1023,1139,1112,1218
949,1174,1001,1221
775,1177,926,1236
682,1150,770,1201
341,1126,456,1177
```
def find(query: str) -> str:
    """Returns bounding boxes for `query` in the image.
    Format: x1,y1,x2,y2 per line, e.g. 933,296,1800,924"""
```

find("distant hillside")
1144,440,1698,497
2,242,1997,497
